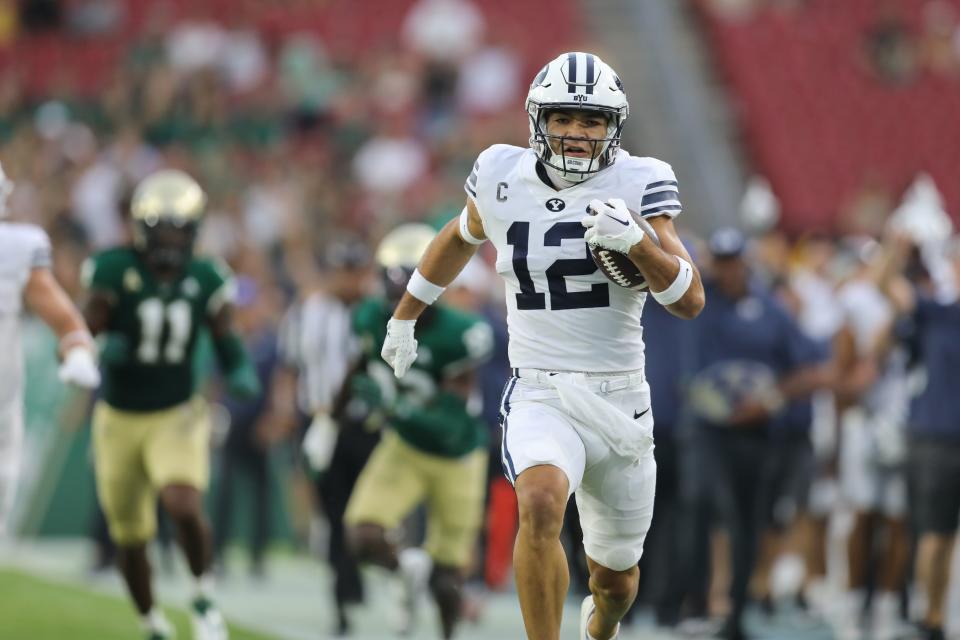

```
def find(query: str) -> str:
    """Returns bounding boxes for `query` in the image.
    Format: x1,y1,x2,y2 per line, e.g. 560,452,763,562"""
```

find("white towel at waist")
544,373,655,461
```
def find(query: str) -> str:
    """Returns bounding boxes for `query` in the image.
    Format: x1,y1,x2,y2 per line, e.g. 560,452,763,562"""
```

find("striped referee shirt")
278,292,358,416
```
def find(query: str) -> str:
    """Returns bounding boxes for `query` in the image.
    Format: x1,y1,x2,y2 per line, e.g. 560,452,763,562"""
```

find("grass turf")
0,568,280,640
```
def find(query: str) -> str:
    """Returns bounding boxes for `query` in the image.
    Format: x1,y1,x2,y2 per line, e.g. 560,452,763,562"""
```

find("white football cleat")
191,598,228,640
579,595,619,640
390,548,433,635
142,609,175,640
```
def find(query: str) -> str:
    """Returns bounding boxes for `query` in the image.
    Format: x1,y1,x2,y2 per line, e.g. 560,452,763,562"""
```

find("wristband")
458,207,486,245
406,268,446,305
651,256,693,305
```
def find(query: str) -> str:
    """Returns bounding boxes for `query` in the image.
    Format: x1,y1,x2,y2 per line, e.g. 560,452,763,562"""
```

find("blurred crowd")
705,0,960,85
1,0,528,306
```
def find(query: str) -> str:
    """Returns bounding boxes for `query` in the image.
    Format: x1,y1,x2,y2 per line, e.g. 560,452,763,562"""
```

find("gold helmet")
376,223,436,302
130,169,207,275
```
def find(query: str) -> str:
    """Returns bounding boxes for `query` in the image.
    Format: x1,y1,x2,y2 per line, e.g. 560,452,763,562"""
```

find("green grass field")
0,569,279,640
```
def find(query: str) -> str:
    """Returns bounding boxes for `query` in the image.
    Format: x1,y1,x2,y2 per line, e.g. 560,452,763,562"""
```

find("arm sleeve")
213,331,252,375
639,161,682,219
464,158,479,201
79,254,117,296
204,259,237,317
28,228,52,269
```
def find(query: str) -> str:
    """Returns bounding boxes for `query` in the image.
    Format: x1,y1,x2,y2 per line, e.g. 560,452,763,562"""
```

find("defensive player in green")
342,224,493,639
81,170,261,640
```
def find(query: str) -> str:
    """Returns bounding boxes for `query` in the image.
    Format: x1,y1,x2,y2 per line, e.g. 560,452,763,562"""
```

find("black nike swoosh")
610,216,630,226
633,407,650,420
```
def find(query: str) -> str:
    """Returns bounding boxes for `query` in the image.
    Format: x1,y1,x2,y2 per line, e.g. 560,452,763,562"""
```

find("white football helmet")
0,161,14,218
526,52,629,184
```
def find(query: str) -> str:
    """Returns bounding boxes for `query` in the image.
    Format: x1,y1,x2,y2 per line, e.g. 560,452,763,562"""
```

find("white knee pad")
577,451,657,572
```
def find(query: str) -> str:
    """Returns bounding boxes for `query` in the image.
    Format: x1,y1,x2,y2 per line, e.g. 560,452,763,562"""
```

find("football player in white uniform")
0,161,100,536
380,52,705,640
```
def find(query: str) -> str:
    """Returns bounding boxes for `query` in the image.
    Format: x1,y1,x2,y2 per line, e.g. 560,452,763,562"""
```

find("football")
588,207,661,290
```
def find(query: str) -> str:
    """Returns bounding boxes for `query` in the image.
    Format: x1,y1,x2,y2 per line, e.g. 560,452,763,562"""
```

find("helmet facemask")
528,105,625,183
135,218,198,278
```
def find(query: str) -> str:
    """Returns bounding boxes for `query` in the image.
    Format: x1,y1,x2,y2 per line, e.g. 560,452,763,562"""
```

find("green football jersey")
353,297,494,458
81,247,235,412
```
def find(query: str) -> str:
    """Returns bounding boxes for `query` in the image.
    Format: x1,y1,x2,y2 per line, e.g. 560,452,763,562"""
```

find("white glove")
381,318,418,378
581,198,645,254
302,412,338,473
58,345,101,389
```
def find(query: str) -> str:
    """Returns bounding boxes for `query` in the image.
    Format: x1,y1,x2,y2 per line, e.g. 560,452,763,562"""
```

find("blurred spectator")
456,43,522,116
402,0,485,63
278,34,342,129
840,175,896,237
66,0,123,38
918,0,960,78
213,275,283,579
18,0,62,33
686,228,827,640
864,1,918,85
834,236,911,639
165,9,228,76
879,233,960,640
351,124,429,197
218,18,269,94
705,0,758,22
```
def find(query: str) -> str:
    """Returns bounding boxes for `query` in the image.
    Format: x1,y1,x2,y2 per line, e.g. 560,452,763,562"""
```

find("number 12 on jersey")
506,221,609,311
136,298,192,364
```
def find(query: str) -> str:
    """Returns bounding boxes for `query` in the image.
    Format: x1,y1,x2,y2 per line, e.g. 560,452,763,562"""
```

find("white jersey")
838,278,907,418
0,222,51,408
466,145,682,372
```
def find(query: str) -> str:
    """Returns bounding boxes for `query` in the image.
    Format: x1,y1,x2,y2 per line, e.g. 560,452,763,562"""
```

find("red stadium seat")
697,0,960,232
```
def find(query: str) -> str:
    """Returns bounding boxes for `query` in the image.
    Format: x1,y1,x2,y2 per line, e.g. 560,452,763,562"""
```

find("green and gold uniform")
81,248,238,544
81,248,235,411
344,297,494,567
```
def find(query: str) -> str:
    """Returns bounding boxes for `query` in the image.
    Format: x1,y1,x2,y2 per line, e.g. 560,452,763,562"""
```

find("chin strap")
544,165,580,189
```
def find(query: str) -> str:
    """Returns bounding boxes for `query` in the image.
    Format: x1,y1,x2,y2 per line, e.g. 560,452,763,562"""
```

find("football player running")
0,161,101,537
81,170,261,640
380,52,705,640
342,224,493,639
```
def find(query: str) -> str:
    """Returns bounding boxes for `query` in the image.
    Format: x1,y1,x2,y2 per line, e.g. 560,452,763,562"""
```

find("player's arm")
391,198,485,321
24,268,100,388
630,215,705,319
383,199,486,377
873,230,916,314
207,303,261,400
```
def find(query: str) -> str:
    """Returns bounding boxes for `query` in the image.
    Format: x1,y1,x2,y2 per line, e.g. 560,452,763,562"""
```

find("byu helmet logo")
545,198,566,212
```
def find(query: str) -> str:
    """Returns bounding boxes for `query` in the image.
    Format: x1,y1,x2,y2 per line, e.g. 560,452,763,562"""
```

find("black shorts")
762,435,814,529
909,438,960,534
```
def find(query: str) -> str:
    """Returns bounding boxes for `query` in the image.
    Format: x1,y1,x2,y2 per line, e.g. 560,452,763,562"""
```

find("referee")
275,239,373,636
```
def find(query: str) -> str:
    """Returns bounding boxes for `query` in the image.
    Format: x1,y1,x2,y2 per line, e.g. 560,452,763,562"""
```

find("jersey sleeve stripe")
645,179,679,190
641,204,682,217
464,182,477,198
640,190,680,207
30,246,52,269
640,197,681,212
